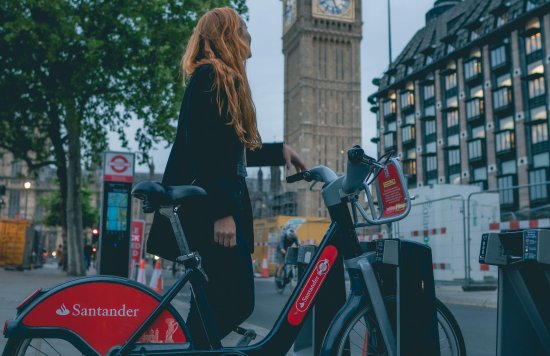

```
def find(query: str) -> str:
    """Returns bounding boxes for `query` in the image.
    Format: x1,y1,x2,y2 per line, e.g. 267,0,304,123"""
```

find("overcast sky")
114,0,436,174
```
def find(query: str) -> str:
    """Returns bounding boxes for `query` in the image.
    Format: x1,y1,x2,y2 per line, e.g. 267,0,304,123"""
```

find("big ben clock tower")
282,0,362,217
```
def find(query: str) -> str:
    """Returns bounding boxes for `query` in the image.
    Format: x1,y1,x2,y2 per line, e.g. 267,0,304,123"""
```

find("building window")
466,98,484,120
499,116,515,130
528,76,545,99
526,1,538,11
496,13,508,28
468,139,484,160
526,31,542,55
464,58,482,81
490,45,507,68
493,87,511,111
404,113,415,125
446,109,459,128
470,85,484,98
389,76,395,85
424,83,435,100
496,73,512,87
531,122,548,148
403,160,417,176
529,168,548,201
8,190,20,218
400,90,415,110
383,100,396,117
425,141,437,154
501,160,517,175
424,105,435,117
424,119,436,137
449,173,461,185
470,28,480,41
425,55,433,65
498,175,516,205
426,155,437,172
402,125,416,144
384,132,396,149
386,120,397,132
530,105,547,122
533,152,550,167
11,161,23,177
495,130,515,153
471,125,486,138
448,148,460,166
445,72,457,91
473,167,487,181
406,66,414,76
446,43,455,54
448,134,459,147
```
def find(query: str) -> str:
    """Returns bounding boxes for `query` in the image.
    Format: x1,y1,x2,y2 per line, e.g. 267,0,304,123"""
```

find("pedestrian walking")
55,244,64,270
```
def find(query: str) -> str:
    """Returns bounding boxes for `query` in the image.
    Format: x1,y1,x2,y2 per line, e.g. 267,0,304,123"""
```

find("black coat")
147,64,285,261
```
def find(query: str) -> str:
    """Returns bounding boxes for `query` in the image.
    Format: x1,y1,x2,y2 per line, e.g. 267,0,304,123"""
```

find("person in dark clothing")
275,228,300,278
147,7,306,349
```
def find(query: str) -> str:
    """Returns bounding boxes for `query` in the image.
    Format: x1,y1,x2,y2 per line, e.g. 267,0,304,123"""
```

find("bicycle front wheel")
3,337,87,356
335,296,466,356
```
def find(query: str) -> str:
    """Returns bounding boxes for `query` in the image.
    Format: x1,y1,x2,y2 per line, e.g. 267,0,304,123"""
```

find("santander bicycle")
2,145,465,355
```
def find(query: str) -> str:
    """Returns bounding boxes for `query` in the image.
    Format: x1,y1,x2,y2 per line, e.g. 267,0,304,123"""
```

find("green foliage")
40,186,99,229
0,0,248,167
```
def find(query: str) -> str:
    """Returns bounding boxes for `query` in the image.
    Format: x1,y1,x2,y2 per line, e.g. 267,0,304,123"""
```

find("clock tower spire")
282,0,362,217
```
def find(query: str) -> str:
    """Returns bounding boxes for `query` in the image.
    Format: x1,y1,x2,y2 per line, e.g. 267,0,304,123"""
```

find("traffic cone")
137,259,147,285
261,255,269,278
149,259,164,294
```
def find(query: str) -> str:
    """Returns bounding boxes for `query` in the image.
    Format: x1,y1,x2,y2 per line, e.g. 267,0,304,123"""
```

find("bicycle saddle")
132,181,207,213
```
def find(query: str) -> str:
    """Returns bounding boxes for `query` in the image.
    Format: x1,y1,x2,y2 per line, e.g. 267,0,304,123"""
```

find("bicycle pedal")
234,328,257,347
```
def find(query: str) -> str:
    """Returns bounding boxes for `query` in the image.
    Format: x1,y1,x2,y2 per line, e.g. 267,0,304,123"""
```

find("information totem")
98,152,135,277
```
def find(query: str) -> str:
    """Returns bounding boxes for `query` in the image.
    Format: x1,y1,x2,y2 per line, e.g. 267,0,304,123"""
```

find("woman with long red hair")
148,7,305,348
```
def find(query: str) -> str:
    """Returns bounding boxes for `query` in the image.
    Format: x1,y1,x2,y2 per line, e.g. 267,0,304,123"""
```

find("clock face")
318,0,351,15
284,0,297,27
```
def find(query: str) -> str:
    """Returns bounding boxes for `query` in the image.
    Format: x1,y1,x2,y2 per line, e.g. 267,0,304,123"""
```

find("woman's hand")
283,144,307,172
214,216,237,247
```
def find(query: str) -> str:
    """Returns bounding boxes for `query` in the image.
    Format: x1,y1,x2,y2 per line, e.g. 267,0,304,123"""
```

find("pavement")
0,262,497,353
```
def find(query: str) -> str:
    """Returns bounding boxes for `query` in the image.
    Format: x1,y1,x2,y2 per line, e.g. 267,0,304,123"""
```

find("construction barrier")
0,219,34,269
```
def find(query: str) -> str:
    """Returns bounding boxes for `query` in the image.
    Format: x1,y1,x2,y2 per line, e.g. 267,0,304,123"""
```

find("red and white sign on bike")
104,152,135,183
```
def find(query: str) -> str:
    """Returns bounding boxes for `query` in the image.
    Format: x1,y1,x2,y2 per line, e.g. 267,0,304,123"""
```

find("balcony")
467,138,485,162
466,98,484,123
402,125,416,145
493,87,512,112
526,49,543,64
495,130,515,155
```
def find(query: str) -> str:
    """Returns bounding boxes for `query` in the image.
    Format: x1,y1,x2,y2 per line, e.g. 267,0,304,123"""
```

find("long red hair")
182,7,261,149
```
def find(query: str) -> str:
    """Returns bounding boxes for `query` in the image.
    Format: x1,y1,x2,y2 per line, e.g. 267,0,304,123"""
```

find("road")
174,277,497,355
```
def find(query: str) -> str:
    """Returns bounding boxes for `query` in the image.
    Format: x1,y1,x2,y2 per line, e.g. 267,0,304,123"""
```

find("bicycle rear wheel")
335,296,466,356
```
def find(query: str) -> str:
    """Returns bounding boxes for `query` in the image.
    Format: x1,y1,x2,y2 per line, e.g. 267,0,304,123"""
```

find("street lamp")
24,181,31,220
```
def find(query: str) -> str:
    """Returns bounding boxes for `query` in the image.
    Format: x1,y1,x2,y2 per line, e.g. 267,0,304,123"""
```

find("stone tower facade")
282,0,362,217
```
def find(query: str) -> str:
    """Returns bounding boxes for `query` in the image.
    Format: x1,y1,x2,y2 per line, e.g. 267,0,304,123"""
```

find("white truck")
392,184,500,284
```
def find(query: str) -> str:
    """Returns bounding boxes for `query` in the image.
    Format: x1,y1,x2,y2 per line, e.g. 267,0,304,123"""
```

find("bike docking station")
479,229,550,355
350,156,442,355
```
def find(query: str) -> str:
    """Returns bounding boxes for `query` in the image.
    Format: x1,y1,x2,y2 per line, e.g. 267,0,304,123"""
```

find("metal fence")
390,181,550,286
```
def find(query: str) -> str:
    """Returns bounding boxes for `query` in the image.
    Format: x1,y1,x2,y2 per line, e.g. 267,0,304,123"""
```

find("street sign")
130,220,145,263
104,152,134,183
98,152,135,277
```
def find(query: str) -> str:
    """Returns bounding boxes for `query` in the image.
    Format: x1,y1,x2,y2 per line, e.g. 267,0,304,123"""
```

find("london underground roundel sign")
104,152,135,182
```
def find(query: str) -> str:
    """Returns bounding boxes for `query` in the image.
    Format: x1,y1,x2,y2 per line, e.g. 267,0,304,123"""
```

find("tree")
0,0,247,275
40,186,99,230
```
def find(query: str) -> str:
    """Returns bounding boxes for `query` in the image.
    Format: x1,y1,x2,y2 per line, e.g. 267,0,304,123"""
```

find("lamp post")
24,181,31,220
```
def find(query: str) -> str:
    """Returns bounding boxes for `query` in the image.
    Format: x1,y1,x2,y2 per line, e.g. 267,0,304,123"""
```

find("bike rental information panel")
99,152,135,277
